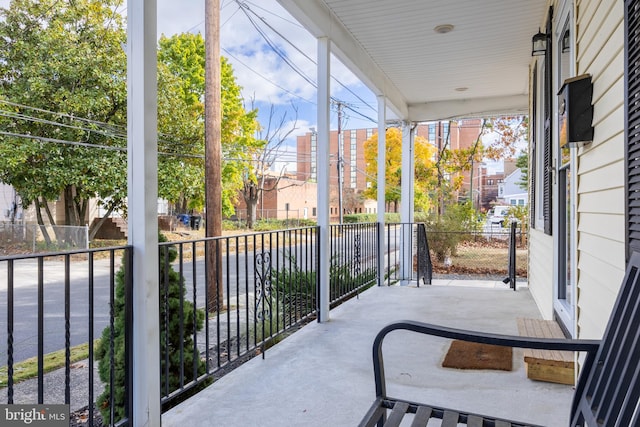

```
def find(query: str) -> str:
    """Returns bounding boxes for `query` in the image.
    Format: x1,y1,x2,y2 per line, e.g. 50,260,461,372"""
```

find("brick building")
295,120,485,218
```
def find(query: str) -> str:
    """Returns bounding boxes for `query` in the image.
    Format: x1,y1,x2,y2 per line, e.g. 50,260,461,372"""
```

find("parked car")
488,205,511,226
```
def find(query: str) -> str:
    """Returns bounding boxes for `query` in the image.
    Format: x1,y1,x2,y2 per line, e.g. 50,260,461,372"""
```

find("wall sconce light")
531,29,548,56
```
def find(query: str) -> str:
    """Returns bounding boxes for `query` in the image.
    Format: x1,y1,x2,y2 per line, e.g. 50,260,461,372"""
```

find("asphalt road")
0,225,388,363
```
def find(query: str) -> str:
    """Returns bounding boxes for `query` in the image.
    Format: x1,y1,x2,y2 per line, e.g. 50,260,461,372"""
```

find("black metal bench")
359,251,640,427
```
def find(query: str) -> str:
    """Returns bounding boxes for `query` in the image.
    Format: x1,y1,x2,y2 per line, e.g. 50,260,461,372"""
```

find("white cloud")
0,0,377,132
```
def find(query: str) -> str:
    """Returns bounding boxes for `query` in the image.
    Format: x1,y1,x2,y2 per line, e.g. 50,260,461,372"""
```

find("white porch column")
317,36,331,322
377,96,386,286
127,0,160,425
400,122,414,285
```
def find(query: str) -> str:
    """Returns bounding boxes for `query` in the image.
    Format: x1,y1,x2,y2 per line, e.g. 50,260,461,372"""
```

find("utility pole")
336,101,344,224
205,0,223,311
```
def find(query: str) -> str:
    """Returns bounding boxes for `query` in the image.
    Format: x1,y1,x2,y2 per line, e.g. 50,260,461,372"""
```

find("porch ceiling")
276,0,547,121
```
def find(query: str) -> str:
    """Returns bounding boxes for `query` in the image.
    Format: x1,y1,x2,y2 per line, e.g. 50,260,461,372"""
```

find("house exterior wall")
574,0,625,339
528,229,555,319
528,0,625,340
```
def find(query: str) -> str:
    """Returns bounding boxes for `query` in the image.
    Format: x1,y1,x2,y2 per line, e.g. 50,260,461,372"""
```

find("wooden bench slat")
409,406,432,427
383,401,409,427
441,410,459,427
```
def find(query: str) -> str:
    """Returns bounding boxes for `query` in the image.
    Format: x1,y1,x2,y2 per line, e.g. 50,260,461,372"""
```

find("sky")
0,0,379,172
155,0,378,129
0,0,520,173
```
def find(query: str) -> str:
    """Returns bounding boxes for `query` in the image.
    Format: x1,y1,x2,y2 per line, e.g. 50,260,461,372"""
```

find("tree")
363,127,437,212
482,116,529,160
157,62,206,213
241,104,298,228
158,32,260,217
0,0,128,241
516,152,529,190
432,121,486,214
363,128,403,211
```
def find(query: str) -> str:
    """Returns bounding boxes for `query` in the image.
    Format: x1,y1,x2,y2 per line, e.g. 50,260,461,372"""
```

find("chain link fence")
0,222,89,254
426,228,527,279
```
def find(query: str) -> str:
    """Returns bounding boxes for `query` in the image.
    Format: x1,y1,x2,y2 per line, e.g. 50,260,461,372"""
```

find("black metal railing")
384,223,527,283
158,226,320,408
0,246,133,426
329,223,379,306
384,223,431,285
1,220,526,424
504,221,518,290
429,228,526,280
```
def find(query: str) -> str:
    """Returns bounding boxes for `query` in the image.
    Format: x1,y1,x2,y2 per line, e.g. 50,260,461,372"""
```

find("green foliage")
506,205,528,235
330,260,377,300
271,252,376,315
426,201,483,261
342,214,377,223
271,255,317,316
0,0,128,230
95,234,205,424
516,152,529,190
342,213,401,223
222,219,245,230
157,33,261,216
0,13,260,226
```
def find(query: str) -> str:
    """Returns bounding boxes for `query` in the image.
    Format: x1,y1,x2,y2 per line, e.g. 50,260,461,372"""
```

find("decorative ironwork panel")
255,251,272,320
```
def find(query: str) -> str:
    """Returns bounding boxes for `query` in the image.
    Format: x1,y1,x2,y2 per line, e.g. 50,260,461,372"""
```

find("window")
310,133,317,182
428,124,436,143
557,14,573,305
312,207,317,216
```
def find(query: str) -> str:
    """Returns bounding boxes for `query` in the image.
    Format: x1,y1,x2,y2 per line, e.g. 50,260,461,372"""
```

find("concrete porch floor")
163,281,574,427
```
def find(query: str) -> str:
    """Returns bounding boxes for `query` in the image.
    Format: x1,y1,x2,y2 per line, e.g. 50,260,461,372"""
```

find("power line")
0,131,126,151
234,1,377,123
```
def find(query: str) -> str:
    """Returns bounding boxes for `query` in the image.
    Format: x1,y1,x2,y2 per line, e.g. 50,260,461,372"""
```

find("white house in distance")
498,168,528,207
0,183,21,222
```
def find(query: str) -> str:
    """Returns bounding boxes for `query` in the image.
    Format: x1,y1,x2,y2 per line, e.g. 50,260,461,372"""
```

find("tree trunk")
243,183,259,229
89,205,116,240
247,199,257,229
64,186,79,226
34,198,52,245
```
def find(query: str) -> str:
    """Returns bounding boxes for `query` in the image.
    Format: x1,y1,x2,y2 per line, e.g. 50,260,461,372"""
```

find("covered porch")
163,282,573,427
122,0,557,425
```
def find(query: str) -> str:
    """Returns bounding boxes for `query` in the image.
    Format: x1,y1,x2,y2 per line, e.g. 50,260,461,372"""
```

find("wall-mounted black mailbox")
558,74,594,148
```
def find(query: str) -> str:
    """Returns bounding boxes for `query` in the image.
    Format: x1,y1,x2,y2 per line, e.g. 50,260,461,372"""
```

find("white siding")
575,0,625,339
528,229,555,319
